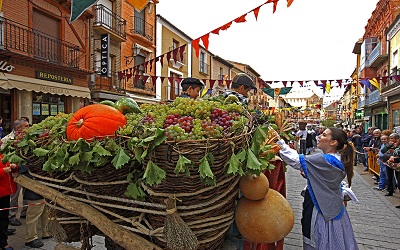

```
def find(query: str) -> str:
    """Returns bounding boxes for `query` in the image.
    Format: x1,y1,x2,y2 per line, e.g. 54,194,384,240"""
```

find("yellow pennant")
126,0,150,12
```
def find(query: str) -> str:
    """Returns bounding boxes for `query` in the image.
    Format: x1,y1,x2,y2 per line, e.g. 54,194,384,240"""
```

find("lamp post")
125,44,141,66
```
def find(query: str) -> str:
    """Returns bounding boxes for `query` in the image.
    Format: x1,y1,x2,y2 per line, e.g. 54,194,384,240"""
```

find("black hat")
232,73,256,89
180,77,204,87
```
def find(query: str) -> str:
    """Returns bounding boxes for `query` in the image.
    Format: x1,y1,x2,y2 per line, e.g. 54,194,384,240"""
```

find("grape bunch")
164,114,194,133
142,114,156,125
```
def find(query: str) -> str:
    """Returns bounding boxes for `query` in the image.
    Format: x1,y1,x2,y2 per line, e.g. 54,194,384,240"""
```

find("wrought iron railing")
94,4,126,39
0,17,83,69
131,16,153,42
367,43,381,67
91,69,125,93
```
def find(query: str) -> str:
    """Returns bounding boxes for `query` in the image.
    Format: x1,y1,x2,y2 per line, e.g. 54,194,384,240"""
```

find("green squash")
115,97,142,114
99,100,115,108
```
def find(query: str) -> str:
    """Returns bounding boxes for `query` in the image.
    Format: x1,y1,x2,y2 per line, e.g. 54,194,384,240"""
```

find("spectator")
178,78,204,99
361,127,374,171
0,154,17,250
223,73,256,106
374,135,389,191
383,133,400,197
351,128,365,166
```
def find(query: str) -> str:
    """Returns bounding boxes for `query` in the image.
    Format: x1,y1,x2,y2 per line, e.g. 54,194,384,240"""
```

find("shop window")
0,94,12,135
32,93,65,125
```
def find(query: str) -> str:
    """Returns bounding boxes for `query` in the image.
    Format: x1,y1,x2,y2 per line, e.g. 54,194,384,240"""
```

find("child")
179,77,204,99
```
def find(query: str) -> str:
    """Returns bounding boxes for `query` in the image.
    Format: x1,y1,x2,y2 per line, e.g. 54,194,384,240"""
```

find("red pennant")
151,76,158,86
149,59,154,72
126,69,132,81
382,76,388,85
160,54,164,68
166,51,172,63
143,61,148,70
172,48,179,62
314,81,319,86
234,14,247,23
218,80,224,86
160,77,166,83
201,79,208,86
267,0,278,13
287,0,294,7
282,81,287,87
299,81,304,87
176,78,183,85
200,33,210,50
209,79,216,88
134,75,140,86
226,80,232,88
179,45,186,62
117,71,124,81
192,38,200,58
211,27,221,35
394,75,400,82
258,79,265,88
168,77,174,84
252,6,261,21
337,80,342,88
220,21,232,31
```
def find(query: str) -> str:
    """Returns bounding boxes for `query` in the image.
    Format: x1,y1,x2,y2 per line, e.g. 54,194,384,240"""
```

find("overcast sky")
156,0,379,102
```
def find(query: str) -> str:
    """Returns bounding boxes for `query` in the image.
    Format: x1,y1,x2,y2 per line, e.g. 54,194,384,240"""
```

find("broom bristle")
164,196,198,250
46,216,68,243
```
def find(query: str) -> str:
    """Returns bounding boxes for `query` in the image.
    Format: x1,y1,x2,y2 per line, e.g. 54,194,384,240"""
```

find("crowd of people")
0,118,50,250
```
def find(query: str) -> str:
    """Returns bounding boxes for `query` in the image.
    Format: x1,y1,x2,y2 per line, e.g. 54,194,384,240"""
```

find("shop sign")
39,86,70,95
50,105,58,115
36,71,73,84
32,103,41,115
0,61,15,72
100,34,110,77
41,104,49,116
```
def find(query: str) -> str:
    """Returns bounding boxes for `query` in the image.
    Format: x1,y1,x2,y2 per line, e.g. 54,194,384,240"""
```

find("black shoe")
24,239,44,248
20,214,26,219
9,217,22,226
385,192,394,196
7,228,16,235
42,235,52,240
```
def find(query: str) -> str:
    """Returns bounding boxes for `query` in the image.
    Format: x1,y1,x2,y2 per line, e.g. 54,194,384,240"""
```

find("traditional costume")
277,140,359,250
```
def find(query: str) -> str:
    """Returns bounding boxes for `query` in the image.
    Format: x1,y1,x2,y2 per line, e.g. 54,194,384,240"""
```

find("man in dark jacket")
382,133,400,197
361,127,374,171
351,128,365,166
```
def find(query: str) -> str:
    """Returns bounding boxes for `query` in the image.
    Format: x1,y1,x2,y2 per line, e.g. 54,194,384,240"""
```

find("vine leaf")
69,152,81,165
33,148,50,157
199,154,216,186
125,182,146,200
227,153,240,175
111,149,130,169
143,160,166,186
92,142,112,156
246,148,263,175
174,155,193,176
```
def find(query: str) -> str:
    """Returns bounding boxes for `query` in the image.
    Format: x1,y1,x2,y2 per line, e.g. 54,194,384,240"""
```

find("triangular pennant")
149,59,154,72
142,75,149,83
143,61,148,70
382,76,388,85
126,0,150,12
211,27,221,35
70,0,97,23
117,71,124,81
220,21,232,31
176,78,183,85
179,44,186,62
202,79,208,86
267,0,278,13
299,81,304,87
283,81,287,87
168,77,174,84
337,80,342,88
134,75,141,86
192,38,200,58
209,79,216,88
172,48,179,62
151,76,158,86
234,14,247,23
126,69,132,81
287,0,294,7
160,54,164,68
160,76,166,84
252,6,261,21
313,80,319,86
166,51,172,63
200,33,210,50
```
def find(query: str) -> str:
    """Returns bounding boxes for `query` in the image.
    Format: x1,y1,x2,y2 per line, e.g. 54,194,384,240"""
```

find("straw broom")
46,199,68,243
164,196,198,250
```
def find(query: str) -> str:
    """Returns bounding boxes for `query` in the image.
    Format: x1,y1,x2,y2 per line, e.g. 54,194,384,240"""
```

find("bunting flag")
325,81,331,94
360,79,372,91
126,0,150,12
369,78,380,91
261,87,292,98
70,0,98,23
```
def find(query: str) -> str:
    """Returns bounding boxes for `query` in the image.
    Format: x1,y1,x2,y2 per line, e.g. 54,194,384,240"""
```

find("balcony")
131,16,153,42
0,17,85,71
365,89,385,107
90,70,126,94
93,4,126,42
367,43,388,68
358,98,367,108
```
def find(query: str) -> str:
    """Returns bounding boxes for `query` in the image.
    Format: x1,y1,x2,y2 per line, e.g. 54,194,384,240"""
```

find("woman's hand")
3,166,12,174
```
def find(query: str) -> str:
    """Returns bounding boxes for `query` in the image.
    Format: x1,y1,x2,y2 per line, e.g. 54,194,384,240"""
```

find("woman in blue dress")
276,127,358,250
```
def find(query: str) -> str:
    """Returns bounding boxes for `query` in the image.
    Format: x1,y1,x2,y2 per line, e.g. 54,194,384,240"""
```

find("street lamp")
125,44,141,66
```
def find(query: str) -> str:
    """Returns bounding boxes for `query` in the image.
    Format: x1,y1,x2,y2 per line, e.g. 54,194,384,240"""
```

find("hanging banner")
100,34,110,77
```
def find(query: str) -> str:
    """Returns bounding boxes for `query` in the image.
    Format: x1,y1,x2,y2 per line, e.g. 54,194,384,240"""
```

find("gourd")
239,173,269,201
114,97,142,114
99,100,116,108
235,189,294,244
66,104,127,141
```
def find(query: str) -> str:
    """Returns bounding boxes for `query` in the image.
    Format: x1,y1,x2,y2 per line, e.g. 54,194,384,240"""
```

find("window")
169,72,181,100
32,93,65,125
96,0,113,29
219,67,224,79
134,9,145,36
199,51,208,74
134,54,146,89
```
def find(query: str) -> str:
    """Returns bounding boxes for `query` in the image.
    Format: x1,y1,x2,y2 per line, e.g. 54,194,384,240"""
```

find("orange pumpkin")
66,104,127,141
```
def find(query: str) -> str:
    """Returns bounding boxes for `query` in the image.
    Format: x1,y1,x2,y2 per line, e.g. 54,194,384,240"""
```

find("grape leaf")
226,153,240,175
71,138,90,152
111,149,130,169
237,150,247,162
134,147,144,162
92,142,112,156
105,138,119,152
69,152,81,165
125,182,146,200
246,148,262,172
174,155,193,176
33,148,50,157
199,155,216,185
143,160,166,186
8,154,24,164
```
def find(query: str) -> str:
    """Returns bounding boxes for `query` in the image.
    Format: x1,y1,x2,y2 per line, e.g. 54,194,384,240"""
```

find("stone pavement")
284,150,400,250
7,153,400,250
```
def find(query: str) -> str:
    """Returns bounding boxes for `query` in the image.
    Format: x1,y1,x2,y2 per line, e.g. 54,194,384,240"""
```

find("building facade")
0,0,92,133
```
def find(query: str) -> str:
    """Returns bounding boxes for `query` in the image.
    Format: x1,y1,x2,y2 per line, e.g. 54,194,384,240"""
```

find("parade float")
1,96,294,250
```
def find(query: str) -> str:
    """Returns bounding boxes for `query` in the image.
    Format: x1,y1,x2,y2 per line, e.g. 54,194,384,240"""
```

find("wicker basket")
142,130,251,250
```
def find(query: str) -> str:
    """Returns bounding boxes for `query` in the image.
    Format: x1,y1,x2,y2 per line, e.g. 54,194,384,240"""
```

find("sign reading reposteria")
36,71,73,84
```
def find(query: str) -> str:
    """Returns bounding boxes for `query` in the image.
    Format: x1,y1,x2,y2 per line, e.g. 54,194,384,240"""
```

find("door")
169,72,181,100
134,9,145,36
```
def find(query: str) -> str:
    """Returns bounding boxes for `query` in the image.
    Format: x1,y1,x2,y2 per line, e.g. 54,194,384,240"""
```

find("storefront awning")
0,73,91,99
126,92,161,104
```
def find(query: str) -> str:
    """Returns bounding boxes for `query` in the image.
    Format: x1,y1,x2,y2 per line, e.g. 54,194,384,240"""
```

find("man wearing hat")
179,77,204,99
223,73,256,105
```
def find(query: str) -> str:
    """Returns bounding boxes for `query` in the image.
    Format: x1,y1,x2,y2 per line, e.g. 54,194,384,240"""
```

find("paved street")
7,153,400,249
284,152,400,250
